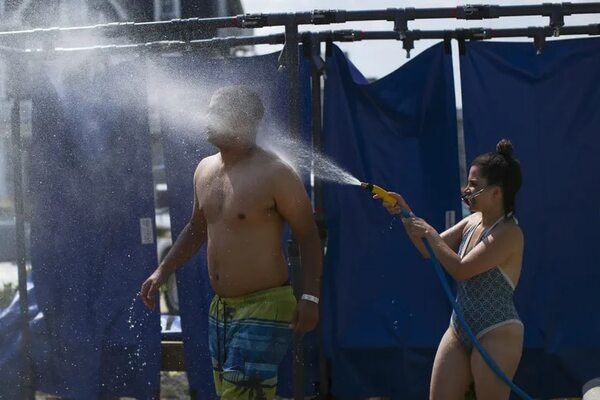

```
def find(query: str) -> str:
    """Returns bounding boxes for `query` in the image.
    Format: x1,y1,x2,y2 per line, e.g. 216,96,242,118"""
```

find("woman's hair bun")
496,138,513,158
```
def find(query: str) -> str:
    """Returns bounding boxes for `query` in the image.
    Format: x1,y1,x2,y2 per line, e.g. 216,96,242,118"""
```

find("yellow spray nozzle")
361,182,398,206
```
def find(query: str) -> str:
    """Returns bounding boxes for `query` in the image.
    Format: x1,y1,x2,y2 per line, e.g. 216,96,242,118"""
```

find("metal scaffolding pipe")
0,16,240,40
7,23,599,57
16,33,286,56
313,24,600,42
0,3,598,43
305,31,329,399
9,54,35,400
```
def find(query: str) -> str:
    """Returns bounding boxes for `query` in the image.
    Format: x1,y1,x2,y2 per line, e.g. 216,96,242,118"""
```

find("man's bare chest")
197,172,277,223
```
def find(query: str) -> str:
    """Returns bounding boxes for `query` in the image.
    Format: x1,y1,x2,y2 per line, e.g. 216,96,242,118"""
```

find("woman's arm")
439,214,474,253
380,192,429,257
407,218,522,281
381,192,472,258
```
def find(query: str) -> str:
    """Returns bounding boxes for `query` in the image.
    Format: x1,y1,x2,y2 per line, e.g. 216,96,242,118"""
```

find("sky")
241,0,599,106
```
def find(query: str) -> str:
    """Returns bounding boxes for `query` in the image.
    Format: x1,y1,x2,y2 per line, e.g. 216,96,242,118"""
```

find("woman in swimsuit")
383,139,524,400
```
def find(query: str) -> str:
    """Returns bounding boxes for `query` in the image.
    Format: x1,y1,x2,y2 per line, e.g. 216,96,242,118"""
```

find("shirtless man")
140,86,322,400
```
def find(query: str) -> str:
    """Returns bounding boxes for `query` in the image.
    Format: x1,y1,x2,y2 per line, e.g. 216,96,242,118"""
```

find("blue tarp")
157,51,315,399
461,38,600,398
0,59,161,399
321,43,461,399
1,36,597,400
0,280,41,400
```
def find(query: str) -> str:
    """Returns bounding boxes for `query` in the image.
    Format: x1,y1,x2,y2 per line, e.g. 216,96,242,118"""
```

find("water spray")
361,181,533,400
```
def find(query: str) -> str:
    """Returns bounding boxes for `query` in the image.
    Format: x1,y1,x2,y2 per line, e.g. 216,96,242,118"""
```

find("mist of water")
147,70,362,188
126,295,148,370
260,131,361,186
146,64,214,142
6,7,366,382
0,138,7,204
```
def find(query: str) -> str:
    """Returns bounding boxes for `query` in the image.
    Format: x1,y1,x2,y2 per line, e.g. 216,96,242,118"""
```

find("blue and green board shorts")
209,285,296,400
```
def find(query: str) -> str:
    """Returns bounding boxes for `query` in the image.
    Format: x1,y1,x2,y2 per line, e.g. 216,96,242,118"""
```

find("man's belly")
207,239,289,298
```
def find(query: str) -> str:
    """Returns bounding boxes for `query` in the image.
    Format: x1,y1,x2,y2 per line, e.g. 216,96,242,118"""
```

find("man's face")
205,96,256,149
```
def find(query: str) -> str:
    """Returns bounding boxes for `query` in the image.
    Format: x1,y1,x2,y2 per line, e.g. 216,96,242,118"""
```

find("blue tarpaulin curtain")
15,58,160,399
1,35,598,400
461,38,600,398
157,51,314,399
0,280,40,400
321,43,461,399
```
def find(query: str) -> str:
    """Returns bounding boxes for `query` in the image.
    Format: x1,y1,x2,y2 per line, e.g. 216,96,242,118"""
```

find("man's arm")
272,162,322,332
157,186,207,275
140,166,208,310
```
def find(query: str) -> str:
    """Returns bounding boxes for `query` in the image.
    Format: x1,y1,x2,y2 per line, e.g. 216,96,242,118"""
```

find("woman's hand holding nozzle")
374,191,410,216
360,182,412,216
373,193,399,214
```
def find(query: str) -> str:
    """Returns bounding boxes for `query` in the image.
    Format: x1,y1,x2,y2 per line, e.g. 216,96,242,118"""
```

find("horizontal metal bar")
0,16,240,41
16,33,286,55
0,3,598,42
5,23,600,57
314,24,600,42
0,44,28,54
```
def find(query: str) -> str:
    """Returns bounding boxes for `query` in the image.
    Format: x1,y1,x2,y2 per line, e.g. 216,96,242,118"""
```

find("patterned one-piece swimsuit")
450,216,523,349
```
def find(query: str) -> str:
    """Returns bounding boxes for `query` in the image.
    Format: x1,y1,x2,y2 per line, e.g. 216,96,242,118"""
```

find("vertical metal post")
284,18,304,400
308,33,330,399
286,237,303,400
309,33,324,218
286,21,301,142
10,55,35,400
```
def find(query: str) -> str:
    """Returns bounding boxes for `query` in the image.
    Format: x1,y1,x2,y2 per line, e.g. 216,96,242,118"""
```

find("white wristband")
301,294,320,304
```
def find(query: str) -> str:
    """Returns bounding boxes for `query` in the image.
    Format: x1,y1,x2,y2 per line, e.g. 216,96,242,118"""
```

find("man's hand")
289,300,319,333
140,267,169,311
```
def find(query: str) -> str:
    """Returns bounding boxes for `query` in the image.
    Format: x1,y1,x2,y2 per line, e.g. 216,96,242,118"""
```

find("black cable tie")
455,29,468,55
561,2,574,16
457,4,499,20
532,28,547,55
311,10,346,25
334,30,357,42
543,3,567,37
470,27,489,40
239,13,268,28
393,8,407,31
402,33,414,59
389,8,414,40
443,31,452,54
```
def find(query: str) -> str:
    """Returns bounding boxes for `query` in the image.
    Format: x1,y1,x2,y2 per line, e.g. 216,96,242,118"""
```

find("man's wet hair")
210,85,265,125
